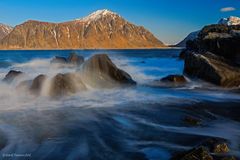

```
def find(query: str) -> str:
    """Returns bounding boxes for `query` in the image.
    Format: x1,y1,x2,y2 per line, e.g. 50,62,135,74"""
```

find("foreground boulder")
184,52,240,87
67,53,84,66
3,70,23,83
49,73,86,97
80,54,136,88
30,74,47,95
161,75,187,83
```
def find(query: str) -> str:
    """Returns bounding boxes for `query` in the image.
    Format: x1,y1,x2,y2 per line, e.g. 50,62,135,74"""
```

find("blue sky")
0,0,240,44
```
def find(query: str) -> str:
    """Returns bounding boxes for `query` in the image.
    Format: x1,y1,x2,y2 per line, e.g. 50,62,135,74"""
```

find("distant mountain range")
176,16,240,47
0,23,13,41
0,9,165,49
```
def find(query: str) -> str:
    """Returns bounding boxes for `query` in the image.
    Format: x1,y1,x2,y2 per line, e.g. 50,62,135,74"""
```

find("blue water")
0,49,240,160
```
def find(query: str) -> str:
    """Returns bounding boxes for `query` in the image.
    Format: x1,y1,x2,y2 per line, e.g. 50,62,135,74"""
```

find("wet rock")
3,70,23,83
184,52,240,87
172,146,213,160
49,73,86,97
221,156,237,160
81,54,136,88
16,80,32,91
30,74,47,95
161,75,187,83
200,138,230,154
183,116,202,126
50,56,67,64
68,53,84,66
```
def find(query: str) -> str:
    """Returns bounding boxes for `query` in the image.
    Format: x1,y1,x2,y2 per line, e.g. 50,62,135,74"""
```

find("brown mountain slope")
0,23,13,41
0,9,165,49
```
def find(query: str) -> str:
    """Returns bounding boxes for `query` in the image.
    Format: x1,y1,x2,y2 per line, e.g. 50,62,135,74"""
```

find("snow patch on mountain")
218,16,240,26
76,9,120,22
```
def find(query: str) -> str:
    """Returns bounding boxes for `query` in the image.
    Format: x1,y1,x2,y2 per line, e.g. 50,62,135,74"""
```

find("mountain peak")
218,16,240,26
76,9,120,22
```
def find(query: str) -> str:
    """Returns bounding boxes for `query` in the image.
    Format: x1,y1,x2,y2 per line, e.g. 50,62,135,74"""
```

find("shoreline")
0,47,183,51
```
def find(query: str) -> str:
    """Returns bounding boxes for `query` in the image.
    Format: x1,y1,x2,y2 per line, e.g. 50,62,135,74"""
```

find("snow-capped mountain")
0,9,165,49
218,16,240,26
0,23,13,40
76,9,120,22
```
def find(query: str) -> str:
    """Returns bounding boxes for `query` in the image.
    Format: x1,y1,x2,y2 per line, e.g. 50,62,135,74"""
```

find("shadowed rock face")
50,56,67,64
0,10,165,49
49,73,86,97
2,70,23,83
81,54,136,88
68,53,84,66
184,52,240,87
30,74,47,95
186,24,240,64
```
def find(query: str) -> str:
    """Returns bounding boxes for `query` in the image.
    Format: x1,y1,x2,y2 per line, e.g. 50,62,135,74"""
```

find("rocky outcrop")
68,53,84,66
2,70,23,83
0,23,13,41
50,56,67,64
182,24,240,87
184,52,240,87
161,75,187,83
30,74,47,95
0,9,165,49
49,73,86,97
80,54,136,88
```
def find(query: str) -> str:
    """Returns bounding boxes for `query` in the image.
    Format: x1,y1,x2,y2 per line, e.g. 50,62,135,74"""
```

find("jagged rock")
200,138,230,154
184,52,240,87
3,70,23,83
30,74,47,95
81,54,136,88
50,56,67,64
172,146,213,160
161,75,187,83
49,73,86,97
67,53,84,66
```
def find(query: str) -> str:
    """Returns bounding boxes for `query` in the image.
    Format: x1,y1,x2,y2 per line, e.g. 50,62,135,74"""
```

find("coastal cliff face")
0,9,165,49
183,23,240,87
0,23,13,41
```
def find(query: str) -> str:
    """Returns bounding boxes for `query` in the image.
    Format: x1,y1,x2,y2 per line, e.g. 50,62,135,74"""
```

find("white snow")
218,16,240,26
75,9,120,22
0,23,13,34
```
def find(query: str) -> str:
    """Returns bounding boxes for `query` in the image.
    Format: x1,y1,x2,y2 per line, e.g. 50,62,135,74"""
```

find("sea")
0,49,239,160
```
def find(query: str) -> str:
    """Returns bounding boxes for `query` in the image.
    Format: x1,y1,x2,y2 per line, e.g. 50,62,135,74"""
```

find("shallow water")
0,49,240,160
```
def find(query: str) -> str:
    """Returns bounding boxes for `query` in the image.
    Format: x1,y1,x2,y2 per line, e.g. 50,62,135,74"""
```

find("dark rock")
67,53,84,66
184,52,240,87
183,116,202,126
221,156,237,160
186,24,240,64
50,56,67,64
81,54,136,88
200,138,229,154
49,73,86,97
30,74,47,95
161,75,187,83
172,146,213,160
3,70,23,83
